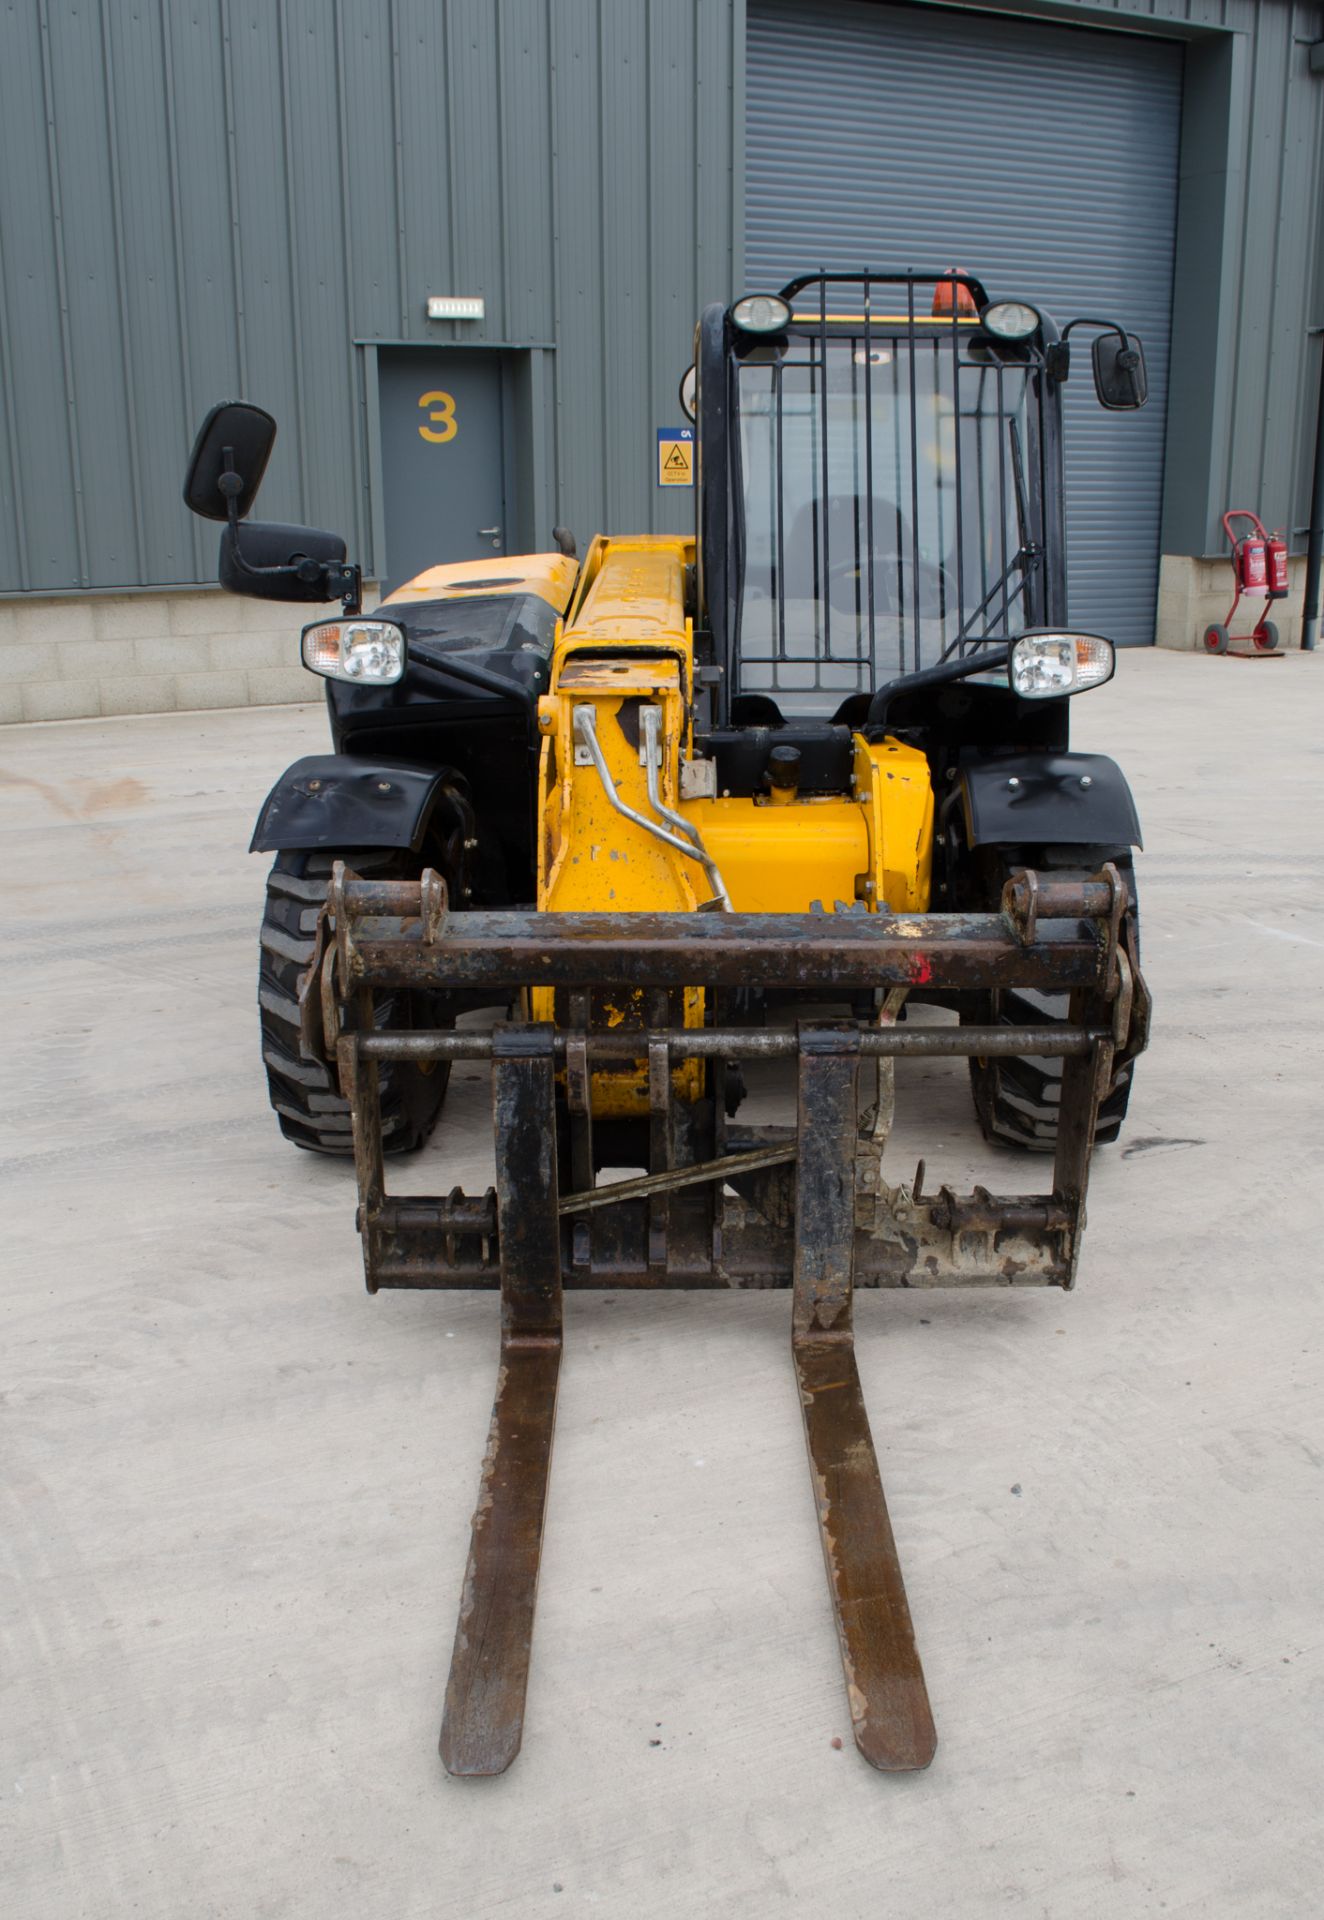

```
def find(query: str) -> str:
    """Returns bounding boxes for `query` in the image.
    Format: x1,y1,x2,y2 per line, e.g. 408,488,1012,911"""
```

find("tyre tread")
966,851,1138,1153
258,847,450,1156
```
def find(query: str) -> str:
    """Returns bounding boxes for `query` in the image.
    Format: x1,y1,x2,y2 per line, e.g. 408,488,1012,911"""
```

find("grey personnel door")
377,349,509,592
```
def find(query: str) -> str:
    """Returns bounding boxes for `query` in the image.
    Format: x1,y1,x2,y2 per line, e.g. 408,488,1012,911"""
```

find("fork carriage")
306,860,1147,1774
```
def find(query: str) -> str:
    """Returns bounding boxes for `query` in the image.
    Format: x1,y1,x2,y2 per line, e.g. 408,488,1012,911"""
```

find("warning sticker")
657,426,694,487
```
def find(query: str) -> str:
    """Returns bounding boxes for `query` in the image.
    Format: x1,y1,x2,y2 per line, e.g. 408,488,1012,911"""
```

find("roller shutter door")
746,1,1182,648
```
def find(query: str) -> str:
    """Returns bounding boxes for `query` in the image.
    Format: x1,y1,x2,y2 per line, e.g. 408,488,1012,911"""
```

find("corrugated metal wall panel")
949,0,1324,546
446,1,509,342
0,3,71,590
106,2,194,584
280,4,355,540
2,0,1317,596
648,2,701,426
45,0,142,587
0,0,734,594
225,5,305,535
746,0,1183,647
1282,1,1324,523
1241,0,1320,527
548,0,609,544
498,3,555,348
601,2,653,529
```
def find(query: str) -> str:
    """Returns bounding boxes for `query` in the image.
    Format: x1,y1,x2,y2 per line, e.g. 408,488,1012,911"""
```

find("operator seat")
782,493,907,606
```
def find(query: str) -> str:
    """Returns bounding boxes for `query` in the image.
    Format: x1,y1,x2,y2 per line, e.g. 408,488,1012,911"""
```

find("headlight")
982,301,1041,341
301,618,406,685
1009,632,1115,698
730,293,791,333
679,363,697,421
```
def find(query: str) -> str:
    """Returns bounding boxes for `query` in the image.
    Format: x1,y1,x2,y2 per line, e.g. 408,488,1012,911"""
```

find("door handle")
478,526,502,550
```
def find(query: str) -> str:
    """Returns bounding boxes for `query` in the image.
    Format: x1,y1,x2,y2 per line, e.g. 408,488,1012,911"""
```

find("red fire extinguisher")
1205,510,1286,654
1227,513,1269,594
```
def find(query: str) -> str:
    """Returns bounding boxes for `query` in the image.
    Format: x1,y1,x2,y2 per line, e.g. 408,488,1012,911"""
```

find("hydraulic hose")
572,705,732,910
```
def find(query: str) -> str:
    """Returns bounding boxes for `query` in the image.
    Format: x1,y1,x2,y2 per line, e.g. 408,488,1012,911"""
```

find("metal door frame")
358,340,556,587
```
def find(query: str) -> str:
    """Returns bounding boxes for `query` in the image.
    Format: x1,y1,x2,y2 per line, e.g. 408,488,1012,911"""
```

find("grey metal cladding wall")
546,0,741,552
0,0,740,595
746,0,1183,648
1228,0,1324,539
914,0,1324,552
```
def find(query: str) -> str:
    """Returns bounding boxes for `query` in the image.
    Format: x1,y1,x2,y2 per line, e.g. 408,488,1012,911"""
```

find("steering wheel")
829,552,964,621
825,553,898,614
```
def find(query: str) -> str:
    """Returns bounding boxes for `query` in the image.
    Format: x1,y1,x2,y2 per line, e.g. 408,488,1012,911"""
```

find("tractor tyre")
258,847,452,1155
964,848,1139,1153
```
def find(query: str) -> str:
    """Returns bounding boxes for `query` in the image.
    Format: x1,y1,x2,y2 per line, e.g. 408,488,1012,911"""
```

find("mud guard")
250,754,453,854
960,751,1142,850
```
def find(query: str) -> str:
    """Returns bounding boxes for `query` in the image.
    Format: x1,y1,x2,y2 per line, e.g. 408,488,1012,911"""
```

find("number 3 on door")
418,391,458,444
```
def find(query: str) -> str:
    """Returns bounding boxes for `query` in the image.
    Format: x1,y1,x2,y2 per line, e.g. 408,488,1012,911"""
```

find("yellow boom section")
534,537,703,1111
530,533,933,1111
535,531,933,920
538,537,698,913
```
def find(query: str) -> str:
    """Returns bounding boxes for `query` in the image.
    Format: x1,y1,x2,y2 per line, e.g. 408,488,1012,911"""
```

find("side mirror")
1092,331,1148,410
218,522,349,603
184,400,361,613
183,401,277,520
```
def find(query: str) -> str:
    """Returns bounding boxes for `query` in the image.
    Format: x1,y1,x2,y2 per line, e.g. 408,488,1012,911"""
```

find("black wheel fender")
250,754,468,857
959,752,1142,852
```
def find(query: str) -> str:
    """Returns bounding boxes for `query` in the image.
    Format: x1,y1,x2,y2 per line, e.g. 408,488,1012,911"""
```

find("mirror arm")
1060,318,1146,408
1054,317,1130,380
219,444,361,613
1060,317,1143,396
863,644,1011,736
1061,316,1127,346
218,449,279,588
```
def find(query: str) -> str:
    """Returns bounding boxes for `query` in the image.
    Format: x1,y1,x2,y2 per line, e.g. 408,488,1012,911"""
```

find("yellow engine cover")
678,736,932,915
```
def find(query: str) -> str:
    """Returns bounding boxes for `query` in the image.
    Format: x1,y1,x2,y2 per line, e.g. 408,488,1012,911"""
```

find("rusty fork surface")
792,1027,937,1771
439,1026,562,1777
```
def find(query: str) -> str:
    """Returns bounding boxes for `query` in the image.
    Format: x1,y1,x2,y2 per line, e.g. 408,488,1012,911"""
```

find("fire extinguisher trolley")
1204,509,1290,654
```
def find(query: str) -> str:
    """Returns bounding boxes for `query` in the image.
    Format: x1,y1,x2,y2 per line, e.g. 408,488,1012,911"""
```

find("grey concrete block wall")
1156,554,1308,651
0,588,384,723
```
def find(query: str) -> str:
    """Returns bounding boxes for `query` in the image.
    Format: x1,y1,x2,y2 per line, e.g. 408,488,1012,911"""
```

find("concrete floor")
2,648,1322,1919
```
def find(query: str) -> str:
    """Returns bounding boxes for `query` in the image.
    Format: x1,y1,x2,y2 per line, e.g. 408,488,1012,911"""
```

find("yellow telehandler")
184,269,1151,1775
